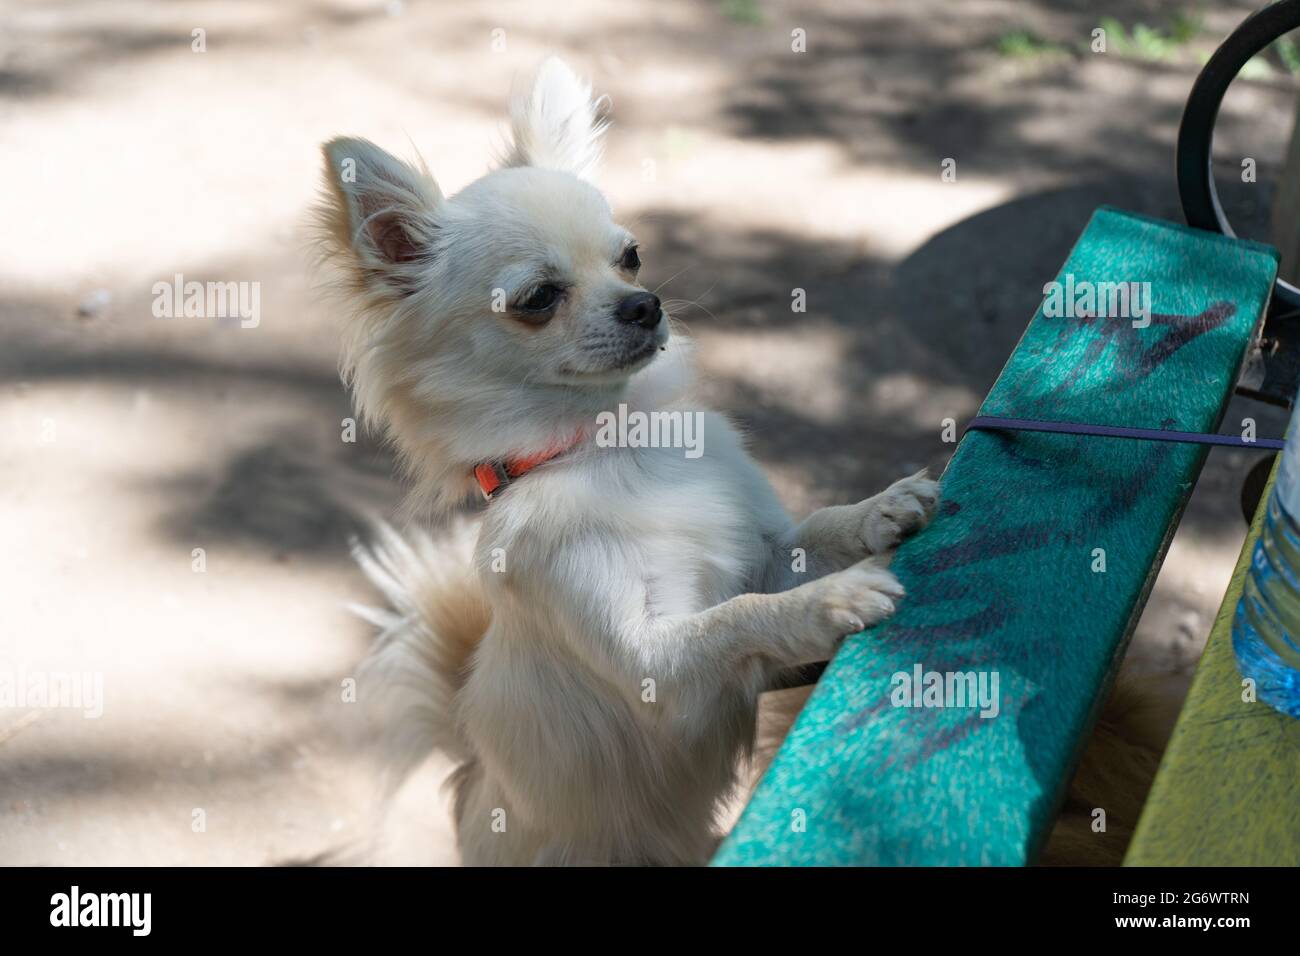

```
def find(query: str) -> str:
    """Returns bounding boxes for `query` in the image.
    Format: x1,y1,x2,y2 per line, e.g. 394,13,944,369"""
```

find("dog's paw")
858,470,939,554
797,558,904,659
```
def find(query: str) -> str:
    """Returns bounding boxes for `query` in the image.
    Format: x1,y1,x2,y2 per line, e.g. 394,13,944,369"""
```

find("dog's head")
316,58,671,509
312,62,660,494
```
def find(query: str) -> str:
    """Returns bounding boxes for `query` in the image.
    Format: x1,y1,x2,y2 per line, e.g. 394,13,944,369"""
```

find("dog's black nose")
616,292,662,329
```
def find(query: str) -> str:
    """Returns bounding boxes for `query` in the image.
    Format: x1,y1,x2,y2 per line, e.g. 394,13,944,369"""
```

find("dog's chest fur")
622,424,779,612
457,406,795,863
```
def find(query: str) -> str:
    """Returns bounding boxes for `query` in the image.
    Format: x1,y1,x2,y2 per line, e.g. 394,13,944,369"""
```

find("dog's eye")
517,284,562,314
619,246,640,272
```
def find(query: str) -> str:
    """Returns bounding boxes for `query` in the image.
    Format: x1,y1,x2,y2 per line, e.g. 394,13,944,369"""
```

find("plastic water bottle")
1232,414,1300,718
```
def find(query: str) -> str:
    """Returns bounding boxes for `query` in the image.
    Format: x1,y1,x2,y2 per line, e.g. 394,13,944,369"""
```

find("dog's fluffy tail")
349,518,488,788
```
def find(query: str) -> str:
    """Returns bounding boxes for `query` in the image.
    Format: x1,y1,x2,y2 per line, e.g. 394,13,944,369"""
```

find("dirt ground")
1,0,1296,865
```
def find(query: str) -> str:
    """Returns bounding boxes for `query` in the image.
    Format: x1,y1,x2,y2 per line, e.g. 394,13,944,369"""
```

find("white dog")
316,58,938,865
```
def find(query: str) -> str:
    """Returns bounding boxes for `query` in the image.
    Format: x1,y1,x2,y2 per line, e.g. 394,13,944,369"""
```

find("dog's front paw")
858,470,939,554
796,558,904,660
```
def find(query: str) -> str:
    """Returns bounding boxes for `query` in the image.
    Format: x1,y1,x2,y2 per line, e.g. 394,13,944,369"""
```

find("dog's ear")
318,137,442,293
500,57,608,180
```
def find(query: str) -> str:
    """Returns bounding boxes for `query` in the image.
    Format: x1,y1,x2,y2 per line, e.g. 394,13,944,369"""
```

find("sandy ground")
1,0,1296,865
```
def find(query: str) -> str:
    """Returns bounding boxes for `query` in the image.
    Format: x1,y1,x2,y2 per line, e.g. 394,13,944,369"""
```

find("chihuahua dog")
316,58,938,865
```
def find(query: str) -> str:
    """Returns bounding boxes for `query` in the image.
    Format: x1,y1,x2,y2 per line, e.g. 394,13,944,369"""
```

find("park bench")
714,1,1300,867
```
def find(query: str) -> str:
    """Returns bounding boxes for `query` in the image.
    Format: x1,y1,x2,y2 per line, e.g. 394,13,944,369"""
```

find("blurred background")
2,0,1298,864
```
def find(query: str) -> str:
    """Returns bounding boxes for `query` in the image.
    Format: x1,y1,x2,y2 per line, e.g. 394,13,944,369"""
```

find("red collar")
472,430,585,501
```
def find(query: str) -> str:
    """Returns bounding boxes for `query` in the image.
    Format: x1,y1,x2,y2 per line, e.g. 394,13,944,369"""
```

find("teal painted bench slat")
713,207,1279,867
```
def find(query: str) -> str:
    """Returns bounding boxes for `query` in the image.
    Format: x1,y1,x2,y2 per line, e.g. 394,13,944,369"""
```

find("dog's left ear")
500,57,608,180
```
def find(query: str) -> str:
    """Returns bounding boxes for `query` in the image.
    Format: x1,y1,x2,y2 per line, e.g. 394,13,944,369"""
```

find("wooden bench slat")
713,207,1278,866
1126,457,1300,866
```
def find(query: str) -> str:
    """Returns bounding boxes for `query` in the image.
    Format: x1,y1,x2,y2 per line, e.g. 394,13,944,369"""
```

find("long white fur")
317,58,938,865
498,57,610,180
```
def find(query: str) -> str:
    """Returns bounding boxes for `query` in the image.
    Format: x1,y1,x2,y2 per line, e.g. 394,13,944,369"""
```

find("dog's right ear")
317,137,443,295
500,58,608,181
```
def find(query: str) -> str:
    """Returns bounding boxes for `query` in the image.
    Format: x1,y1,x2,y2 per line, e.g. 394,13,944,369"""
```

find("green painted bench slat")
1126,457,1300,866
714,207,1279,866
